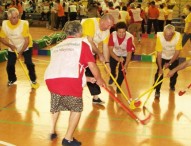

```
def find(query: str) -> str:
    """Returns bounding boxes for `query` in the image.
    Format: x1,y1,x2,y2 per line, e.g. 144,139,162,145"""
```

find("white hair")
164,24,175,33
7,8,19,19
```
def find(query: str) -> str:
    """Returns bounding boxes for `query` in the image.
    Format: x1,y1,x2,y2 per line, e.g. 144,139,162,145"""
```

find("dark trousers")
41,11,50,21
56,16,66,29
21,11,26,20
85,67,101,96
182,33,191,47
65,12,69,22
166,20,171,25
85,55,101,95
157,20,165,32
154,58,179,93
7,49,36,82
110,56,126,90
141,19,146,34
147,19,158,34
69,12,77,21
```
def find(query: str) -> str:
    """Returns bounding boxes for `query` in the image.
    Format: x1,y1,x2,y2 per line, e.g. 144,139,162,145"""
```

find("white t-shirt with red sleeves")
45,37,95,97
108,31,135,57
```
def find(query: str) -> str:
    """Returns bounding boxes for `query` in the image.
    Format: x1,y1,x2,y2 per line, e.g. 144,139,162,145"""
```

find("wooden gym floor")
0,27,191,146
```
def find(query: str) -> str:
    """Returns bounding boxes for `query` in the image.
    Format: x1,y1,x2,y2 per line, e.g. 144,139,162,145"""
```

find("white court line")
0,141,16,146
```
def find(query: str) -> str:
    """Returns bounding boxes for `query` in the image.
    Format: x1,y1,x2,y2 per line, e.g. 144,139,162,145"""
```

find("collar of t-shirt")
117,35,126,45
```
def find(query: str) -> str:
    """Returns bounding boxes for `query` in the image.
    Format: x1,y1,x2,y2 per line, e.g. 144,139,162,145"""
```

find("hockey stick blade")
178,83,191,96
140,113,152,125
103,87,152,125
178,91,186,96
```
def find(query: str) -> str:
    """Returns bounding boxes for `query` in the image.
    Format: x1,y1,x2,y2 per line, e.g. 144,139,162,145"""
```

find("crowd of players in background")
0,0,190,33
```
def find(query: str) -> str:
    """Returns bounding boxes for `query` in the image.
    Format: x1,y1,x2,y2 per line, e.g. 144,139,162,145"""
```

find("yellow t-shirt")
81,18,109,45
184,13,191,33
155,32,182,60
0,20,33,48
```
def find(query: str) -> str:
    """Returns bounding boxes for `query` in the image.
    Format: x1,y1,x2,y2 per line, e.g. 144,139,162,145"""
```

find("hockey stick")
121,62,132,99
103,63,141,109
121,62,142,109
129,77,167,108
103,87,152,125
14,50,39,89
178,83,191,96
143,68,164,107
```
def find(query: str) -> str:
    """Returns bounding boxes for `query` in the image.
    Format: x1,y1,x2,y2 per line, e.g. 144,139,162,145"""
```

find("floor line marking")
0,141,16,146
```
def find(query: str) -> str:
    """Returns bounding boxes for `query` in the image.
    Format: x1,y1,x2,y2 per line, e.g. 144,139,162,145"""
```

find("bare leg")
64,111,81,141
51,112,60,133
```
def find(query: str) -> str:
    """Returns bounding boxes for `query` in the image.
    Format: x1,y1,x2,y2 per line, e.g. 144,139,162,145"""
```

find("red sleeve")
108,33,114,46
80,42,95,67
141,10,145,19
128,10,132,17
126,37,135,52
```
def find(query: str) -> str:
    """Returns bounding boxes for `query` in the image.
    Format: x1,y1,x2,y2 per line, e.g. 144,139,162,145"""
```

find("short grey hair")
101,13,114,22
164,24,175,33
7,8,19,19
63,21,82,36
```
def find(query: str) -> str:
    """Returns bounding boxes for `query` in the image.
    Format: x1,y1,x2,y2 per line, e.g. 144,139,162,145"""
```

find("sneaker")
155,91,160,97
50,133,57,140
92,98,105,105
31,81,37,84
108,79,113,85
62,138,81,146
7,80,16,86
